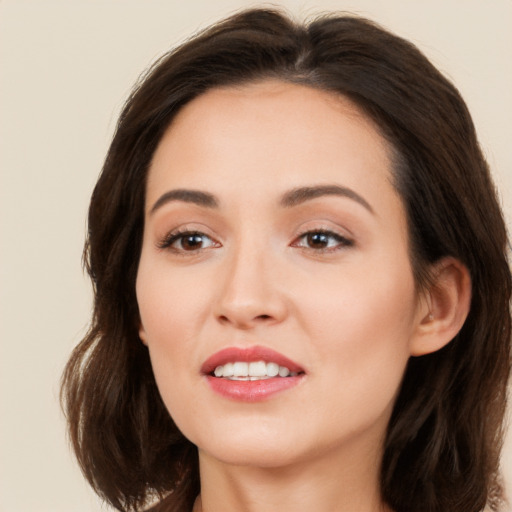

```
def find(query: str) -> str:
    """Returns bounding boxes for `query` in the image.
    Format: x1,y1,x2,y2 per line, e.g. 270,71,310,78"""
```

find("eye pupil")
307,233,329,248
182,234,204,250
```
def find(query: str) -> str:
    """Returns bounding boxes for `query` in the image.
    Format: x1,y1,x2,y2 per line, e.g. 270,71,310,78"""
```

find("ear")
410,257,471,357
138,321,148,346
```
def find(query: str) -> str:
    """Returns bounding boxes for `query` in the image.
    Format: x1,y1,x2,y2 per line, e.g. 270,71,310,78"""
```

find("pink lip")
201,345,305,402
201,345,304,375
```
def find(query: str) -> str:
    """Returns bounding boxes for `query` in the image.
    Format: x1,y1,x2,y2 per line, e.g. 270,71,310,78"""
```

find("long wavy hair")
61,8,511,512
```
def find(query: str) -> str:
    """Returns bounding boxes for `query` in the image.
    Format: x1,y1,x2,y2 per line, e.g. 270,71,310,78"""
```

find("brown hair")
61,8,511,512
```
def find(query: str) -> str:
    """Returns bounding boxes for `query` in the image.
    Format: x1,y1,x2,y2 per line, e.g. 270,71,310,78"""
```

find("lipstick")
201,345,305,402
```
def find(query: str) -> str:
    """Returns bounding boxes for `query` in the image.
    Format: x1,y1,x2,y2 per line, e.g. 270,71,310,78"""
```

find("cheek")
137,252,210,344
299,258,416,339
136,253,224,432
296,259,417,418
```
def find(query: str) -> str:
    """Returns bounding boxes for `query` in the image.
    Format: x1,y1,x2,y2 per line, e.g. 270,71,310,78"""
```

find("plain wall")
1,1,511,511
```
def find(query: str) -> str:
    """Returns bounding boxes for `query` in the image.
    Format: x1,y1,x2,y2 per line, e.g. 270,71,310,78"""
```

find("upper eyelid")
293,229,353,245
292,222,354,240
297,227,348,236
157,222,216,239
157,228,218,249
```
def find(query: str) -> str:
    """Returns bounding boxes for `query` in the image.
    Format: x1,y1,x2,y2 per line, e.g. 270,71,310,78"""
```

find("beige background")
1,1,511,511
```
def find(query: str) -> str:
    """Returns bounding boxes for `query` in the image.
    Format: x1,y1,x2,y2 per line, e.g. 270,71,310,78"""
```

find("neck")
196,441,392,512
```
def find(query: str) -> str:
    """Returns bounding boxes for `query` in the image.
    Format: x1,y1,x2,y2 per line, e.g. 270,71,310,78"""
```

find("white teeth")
267,362,279,377
222,362,234,377
249,361,267,377
212,360,298,379
233,362,249,377
278,366,290,377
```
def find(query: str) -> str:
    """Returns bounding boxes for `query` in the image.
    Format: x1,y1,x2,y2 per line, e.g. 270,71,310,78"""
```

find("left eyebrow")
279,185,374,214
149,188,219,215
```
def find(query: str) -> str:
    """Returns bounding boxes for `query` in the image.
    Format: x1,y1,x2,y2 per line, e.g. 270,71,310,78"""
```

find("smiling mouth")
202,346,305,401
212,360,301,380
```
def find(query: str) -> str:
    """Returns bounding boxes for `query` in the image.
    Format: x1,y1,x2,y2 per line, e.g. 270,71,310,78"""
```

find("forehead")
146,80,398,212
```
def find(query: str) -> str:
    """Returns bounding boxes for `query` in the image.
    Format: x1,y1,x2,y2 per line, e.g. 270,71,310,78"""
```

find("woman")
61,8,511,512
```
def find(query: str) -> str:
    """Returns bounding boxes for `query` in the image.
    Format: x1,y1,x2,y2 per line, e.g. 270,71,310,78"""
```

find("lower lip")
205,375,303,402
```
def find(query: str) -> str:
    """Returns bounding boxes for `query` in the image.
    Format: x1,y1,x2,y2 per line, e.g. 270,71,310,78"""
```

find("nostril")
217,313,273,326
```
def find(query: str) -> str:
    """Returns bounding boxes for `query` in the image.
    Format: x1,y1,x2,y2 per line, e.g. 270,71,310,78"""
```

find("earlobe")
139,322,148,346
410,257,472,357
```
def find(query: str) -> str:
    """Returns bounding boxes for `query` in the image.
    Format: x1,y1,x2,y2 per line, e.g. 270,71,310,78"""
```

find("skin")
136,81,470,512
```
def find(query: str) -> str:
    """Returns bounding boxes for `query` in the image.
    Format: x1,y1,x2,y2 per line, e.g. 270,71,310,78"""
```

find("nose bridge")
215,234,286,328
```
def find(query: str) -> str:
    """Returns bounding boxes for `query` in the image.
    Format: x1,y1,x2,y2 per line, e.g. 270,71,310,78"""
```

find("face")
136,81,424,469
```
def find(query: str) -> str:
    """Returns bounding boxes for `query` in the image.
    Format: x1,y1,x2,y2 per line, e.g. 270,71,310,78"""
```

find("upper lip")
201,345,305,375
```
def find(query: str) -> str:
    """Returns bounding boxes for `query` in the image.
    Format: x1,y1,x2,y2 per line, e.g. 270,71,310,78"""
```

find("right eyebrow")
279,184,374,214
149,189,219,215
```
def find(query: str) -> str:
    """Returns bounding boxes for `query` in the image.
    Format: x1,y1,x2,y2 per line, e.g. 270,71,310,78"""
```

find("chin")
201,440,304,469
190,420,310,468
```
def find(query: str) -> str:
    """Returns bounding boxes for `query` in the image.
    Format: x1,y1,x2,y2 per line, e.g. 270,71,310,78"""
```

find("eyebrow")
150,189,219,214
149,184,374,215
279,185,374,214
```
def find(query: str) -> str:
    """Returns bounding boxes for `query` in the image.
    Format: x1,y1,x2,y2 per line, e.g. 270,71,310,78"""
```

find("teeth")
212,360,298,379
267,362,279,377
278,366,290,377
222,362,234,377
233,361,249,377
249,361,267,376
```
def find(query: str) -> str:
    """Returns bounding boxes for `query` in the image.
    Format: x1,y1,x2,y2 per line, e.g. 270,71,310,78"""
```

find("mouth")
201,346,305,401
212,360,300,380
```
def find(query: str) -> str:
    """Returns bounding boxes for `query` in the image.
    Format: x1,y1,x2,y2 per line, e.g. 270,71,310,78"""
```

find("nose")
214,245,288,330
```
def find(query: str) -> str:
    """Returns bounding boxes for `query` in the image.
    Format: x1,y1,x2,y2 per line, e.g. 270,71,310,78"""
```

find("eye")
292,230,353,251
158,230,219,252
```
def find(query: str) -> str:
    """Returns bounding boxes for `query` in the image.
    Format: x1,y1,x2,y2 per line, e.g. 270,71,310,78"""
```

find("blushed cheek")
145,333,208,445
137,258,190,341
315,283,413,426
303,269,417,369
138,285,194,408
136,261,204,399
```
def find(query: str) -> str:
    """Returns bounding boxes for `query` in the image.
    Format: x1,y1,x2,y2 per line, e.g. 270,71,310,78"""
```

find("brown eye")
180,234,207,251
306,233,330,249
159,231,218,252
293,230,353,251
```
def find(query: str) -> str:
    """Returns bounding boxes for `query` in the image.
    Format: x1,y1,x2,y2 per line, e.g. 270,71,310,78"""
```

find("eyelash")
157,228,353,254
291,229,354,252
157,229,219,253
